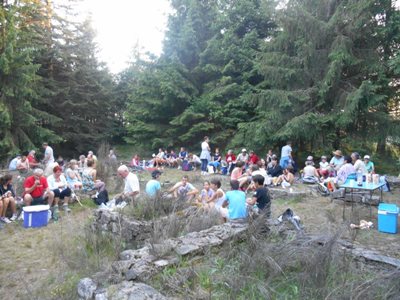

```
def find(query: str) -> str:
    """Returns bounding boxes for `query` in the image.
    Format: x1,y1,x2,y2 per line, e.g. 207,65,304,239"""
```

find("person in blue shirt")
8,155,21,171
145,170,162,198
222,180,247,221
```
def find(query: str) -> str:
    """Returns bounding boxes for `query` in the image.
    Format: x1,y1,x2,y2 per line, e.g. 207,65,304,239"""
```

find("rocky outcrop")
92,209,152,242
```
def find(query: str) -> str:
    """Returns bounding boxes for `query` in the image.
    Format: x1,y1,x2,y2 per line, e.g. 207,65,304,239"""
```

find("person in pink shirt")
231,161,244,180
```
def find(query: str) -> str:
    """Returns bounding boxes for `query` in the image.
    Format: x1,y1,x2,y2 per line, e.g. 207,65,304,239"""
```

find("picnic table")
338,179,386,220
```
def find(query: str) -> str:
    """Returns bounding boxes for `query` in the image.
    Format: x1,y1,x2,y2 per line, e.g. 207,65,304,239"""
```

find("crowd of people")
0,138,379,225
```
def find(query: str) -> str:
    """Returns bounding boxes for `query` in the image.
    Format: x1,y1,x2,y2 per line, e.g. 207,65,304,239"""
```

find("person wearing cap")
8,154,21,171
318,156,330,178
27,150,39,168
351,152,367,174
237,149,249,165
47,165,72,212
146,170,162,198
329,150,344,173
364,155,375,174
280,141,292,169
117,165,140,202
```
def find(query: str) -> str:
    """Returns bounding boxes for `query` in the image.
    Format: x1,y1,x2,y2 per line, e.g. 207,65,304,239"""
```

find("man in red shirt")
249,151,259,165
225,150,237,175
23,168,55,207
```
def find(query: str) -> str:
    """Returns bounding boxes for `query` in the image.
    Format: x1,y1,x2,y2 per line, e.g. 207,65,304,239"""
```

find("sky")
75,0,172,74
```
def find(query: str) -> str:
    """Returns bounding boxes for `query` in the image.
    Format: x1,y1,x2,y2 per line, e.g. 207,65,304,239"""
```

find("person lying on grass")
168,175,198,201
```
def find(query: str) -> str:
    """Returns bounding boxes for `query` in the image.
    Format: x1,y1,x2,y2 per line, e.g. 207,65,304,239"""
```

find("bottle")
357,169,363,186
52,207,59,221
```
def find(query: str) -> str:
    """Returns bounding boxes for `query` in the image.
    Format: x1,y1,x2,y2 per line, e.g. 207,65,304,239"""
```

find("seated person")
318,156,330,178
225,149,236,175
87,150,97,163
82,159,97,192
324,156,355,188
78,155,87,174
0,174,17,223
275,167,295,188
65,159,83,190
188,153,201,171
197,180,214,205
116,165,140,202
351,152,367,174
237,149,249,166
166,150,178,168
48,165,72,212
364,155,375,174
208,148,222,172
267,157,283,183
246,175,271,218
8,154,21,171
56,155,65,169
330,150,344,175
231,161,244,180
154,148,167,167
145,170,162,198
168,175,198,201
205,179,225,211
131,154,144,171
27,150,39,168
16,152,30,173
222,180,247,221
302,160,320,183
238,164,260,190
23,168,57,217
177,147,188,168
249,151,259,165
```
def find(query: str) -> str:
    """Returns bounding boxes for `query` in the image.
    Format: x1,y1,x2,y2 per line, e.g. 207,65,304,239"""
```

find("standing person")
200,136,211,175
246,175,271,218
43,142,55,176
117,165,140,202
222,180,247,221
145,170,162,198
280,141,292,169
0,174,18,222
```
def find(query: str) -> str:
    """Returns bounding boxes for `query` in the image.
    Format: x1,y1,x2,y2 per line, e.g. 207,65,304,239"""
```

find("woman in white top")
200,136,211,175
302,160,320,183
47,165,71,211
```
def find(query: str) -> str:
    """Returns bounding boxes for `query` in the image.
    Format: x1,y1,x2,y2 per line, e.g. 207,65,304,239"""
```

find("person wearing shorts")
23,168,56,208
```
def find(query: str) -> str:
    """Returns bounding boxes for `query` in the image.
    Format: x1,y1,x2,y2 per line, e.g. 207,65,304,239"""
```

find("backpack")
182,160,192,171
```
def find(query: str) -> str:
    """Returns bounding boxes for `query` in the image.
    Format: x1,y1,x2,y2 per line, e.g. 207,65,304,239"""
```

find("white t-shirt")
353,159,367,175
319,161,329,170
201,141,209,151
124,172,140,194
47,174,68,190
45,146,55,164
303,165,317,177
251,169,267,179
192,154,201,164
281,145,292,158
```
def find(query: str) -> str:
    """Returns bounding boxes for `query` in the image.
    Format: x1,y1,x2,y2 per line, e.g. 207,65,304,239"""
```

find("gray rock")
174,244,200,256
125,269,138,281
109,281,167,300
94,288,108,300
78,278,97,300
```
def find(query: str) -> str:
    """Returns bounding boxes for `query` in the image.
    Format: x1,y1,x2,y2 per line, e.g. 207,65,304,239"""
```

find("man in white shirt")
43,142,55,176
280,141,292,169
117,165,140,202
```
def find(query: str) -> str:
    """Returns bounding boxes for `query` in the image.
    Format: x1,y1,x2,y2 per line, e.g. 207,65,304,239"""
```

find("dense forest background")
1,0,400,163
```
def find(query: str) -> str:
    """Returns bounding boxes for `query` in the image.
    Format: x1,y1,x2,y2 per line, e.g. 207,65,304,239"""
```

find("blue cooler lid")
378,203,399,214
